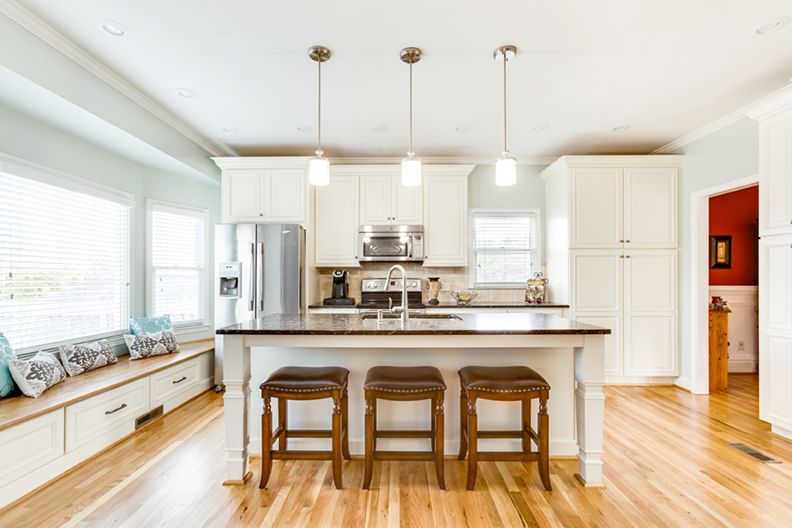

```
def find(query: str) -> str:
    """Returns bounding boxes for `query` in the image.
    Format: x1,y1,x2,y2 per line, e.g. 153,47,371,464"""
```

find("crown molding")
653,82,792,154
325,156,557,166
0,0,235,157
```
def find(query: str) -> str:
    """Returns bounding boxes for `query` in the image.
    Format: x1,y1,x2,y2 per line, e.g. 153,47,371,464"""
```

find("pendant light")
494,45,517,187
400,47,422,187
308,46,331,186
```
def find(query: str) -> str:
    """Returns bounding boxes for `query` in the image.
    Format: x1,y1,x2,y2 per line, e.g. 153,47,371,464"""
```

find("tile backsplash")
317,263,526,304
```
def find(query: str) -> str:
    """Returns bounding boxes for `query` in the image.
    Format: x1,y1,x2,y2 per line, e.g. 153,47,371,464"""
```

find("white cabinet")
315,174,360,267
0,410,63,484
215,158,309,224
624,168,678,248
359,174,422,225
757,111,792,236
423,173,468,267
150,353,213,413
571,168,623,248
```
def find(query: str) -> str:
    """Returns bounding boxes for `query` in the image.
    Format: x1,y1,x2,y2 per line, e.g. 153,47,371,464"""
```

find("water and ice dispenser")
218,262,241,298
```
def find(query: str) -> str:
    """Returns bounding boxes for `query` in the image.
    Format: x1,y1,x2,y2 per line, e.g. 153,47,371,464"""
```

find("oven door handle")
407,236,413,258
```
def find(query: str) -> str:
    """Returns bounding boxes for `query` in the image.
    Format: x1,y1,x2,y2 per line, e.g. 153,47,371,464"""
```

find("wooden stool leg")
363,396,375,490
434,393,446,490
522,398,532,454
331,392,343,489
341,388,351,460
458,391,468,460
538,393,552,491
466,396,478,490
259,393,273,489
278,398,287,450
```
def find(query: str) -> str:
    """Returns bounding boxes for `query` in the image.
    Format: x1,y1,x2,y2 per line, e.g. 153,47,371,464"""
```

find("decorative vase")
427,277,442,305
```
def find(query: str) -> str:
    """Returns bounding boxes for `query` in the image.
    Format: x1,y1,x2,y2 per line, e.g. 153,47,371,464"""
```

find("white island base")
220,329,606,487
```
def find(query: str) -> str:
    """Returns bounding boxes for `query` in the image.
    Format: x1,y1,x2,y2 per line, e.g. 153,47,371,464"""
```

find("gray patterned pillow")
8,352,67,398
124,330,180,360
59,339,118,377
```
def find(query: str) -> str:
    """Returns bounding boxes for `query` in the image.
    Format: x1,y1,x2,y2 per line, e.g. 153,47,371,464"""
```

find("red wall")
709,186,759,286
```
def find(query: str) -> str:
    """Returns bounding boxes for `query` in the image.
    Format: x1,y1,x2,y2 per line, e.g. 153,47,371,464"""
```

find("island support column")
221,335,251,484
574,334,606,486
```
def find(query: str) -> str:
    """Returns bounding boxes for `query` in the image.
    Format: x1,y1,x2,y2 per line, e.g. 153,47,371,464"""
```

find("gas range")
358,277,424,310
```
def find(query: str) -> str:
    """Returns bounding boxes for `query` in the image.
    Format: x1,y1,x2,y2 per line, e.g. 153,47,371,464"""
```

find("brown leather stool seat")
258,366,351,490
364,366,446,393
363,366,446,490
458,365,552,492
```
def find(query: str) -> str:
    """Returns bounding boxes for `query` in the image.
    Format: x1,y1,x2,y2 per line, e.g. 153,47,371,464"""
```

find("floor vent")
135,405,164,430
729,443,781,463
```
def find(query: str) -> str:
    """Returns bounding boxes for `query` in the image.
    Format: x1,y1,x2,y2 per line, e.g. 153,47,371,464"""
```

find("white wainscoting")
709,286,758,373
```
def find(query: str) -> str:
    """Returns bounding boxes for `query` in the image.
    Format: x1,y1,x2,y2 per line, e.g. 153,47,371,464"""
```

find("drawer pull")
172,376,188,384
105,403,127,415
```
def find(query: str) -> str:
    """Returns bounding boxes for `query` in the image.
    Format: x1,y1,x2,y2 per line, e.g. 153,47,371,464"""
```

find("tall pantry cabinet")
543,156,681,384
749,94,792,440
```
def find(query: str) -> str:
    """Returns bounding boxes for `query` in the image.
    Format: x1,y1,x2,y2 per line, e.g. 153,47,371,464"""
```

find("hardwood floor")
2,374,791,527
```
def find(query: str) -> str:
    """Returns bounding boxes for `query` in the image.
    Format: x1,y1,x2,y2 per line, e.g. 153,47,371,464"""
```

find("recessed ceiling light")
100,19,126,37
532,124,550,132
176,88,195,98
612,124,631,132
373,124,389,132
296,124,312,132
755,17,790,35
455,125,471,132
222,126,238,133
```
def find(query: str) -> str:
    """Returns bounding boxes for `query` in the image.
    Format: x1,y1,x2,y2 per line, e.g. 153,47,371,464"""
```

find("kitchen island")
217,312,609,486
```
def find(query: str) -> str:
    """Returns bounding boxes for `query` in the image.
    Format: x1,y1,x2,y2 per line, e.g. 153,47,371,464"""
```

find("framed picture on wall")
709,235,732,269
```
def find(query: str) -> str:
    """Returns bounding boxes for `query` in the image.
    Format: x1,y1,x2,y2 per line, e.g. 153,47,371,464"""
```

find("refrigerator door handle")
248,243,255,311
257,242,265,312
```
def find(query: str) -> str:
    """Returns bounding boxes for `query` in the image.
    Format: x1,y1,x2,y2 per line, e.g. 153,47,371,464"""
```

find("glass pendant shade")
495,154,517,187
308,153,330,186
401,156,422,187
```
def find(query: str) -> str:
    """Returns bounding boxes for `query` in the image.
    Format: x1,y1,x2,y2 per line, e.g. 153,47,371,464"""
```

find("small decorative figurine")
525,272,548,304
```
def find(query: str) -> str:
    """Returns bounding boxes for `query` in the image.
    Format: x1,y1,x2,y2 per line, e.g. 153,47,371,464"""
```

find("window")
470,210,539,287
147,200,208,327
0,165,132,351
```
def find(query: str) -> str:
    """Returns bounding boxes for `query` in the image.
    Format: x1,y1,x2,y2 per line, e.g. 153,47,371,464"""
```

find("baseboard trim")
605,376,677,386
771,424,792,441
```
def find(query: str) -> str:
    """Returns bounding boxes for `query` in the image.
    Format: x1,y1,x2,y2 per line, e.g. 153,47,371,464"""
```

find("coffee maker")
323,269,355,305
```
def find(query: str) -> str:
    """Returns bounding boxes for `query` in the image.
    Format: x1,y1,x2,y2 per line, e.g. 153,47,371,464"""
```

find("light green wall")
673,117,759,381
468,164,547,210
0,101,220,343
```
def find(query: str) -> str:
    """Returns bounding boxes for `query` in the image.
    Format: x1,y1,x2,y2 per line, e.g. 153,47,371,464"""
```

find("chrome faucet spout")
385,264,409,324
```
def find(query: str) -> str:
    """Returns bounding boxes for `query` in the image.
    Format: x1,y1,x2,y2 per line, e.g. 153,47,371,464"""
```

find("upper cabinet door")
624,168,678,248
759,113,792,236
391,176,423,224
570,168,623,248
315,174,360,267
359,175,392,225
422,174,468,267
223,170,262,221
262,169,306,222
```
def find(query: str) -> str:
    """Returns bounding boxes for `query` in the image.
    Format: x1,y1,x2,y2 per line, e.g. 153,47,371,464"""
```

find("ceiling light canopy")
100,19,126,37
400,47,422,187
176,88,195,98
494,45,517,187
307,45,331,187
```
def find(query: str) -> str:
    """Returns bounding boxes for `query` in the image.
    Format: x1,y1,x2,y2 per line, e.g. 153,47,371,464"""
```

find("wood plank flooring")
2,374,791,527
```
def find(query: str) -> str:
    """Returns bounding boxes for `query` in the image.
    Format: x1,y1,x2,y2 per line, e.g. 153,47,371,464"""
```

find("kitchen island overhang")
218,313,609,487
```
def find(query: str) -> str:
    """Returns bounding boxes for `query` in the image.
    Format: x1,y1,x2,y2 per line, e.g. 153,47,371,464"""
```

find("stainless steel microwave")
357,225,425,262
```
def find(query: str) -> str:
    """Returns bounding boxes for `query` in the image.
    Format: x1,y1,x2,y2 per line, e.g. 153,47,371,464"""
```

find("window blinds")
149,204,206,325
473,213,536,286
0,171,131,350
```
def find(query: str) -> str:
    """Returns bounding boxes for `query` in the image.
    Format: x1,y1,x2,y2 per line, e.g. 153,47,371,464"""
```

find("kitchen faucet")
385,264,409,325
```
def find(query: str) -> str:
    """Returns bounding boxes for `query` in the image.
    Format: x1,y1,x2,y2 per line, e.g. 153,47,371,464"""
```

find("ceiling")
17,0,792,159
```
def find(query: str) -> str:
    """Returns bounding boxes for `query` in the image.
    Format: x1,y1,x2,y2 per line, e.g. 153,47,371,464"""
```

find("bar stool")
363,366,446,490
457,366,551,491
259,366,351,490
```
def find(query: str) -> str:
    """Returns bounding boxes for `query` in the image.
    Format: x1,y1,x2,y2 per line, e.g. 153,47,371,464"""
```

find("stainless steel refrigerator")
214,224,304,386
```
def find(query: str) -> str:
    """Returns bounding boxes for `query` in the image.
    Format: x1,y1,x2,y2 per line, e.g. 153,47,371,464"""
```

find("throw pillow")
124,330,180,360
129,315,174,336
0,332,17,398
8,352,67,398
59,339,118,377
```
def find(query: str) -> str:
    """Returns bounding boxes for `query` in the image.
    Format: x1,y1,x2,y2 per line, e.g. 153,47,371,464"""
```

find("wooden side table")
709,308,730,392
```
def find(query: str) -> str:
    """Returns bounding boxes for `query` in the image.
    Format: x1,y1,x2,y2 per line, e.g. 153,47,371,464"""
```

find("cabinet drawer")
151,355,212,413
0,410,64,483
66,377,149,453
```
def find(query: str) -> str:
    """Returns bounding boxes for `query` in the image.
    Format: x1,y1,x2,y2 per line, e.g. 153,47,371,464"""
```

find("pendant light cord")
502,52,508,155
409,59,414,157
317,58,322,155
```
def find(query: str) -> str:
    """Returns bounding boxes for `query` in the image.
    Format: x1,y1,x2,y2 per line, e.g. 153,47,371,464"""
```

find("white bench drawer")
66,377,150,453
0,409,64,484
151,354,212,413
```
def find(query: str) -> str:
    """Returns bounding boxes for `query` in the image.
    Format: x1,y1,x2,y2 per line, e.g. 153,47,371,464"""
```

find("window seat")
0,339,215,509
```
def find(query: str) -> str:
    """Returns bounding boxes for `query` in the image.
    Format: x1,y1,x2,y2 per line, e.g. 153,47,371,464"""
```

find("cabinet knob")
619,240,624,243
625,240,631,243
259,213,263,217
626,255,631,259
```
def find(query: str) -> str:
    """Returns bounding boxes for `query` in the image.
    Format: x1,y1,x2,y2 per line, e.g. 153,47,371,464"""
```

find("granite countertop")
216,312,609,335
308,302,569,309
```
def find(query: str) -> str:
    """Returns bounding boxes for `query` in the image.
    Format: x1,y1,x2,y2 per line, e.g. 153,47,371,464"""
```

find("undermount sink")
360,313,462,321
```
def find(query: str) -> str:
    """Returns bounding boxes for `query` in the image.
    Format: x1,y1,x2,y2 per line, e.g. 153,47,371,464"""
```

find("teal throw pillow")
129,315,174,336
0,332,18,398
